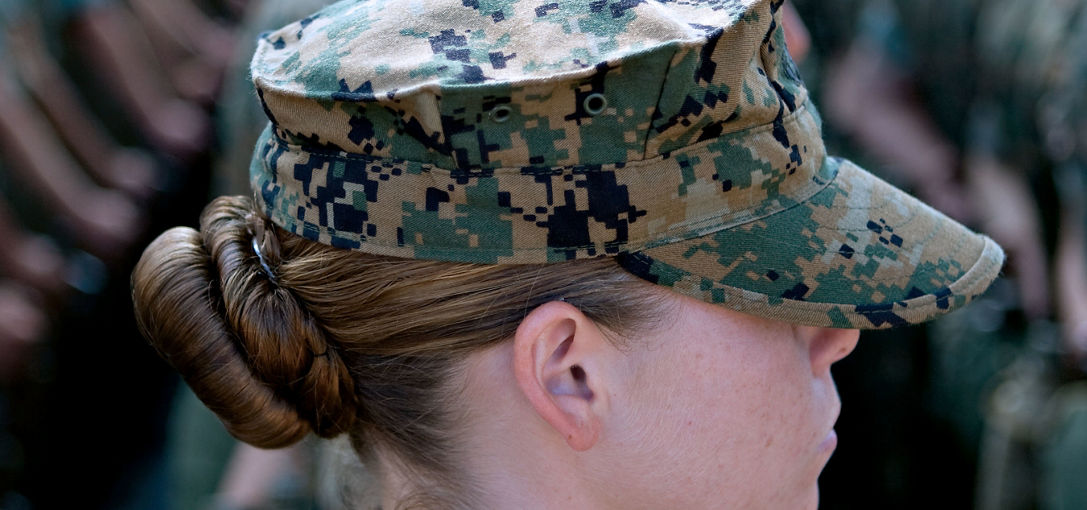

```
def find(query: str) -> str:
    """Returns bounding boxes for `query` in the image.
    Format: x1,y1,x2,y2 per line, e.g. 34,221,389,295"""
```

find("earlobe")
512,301,608,452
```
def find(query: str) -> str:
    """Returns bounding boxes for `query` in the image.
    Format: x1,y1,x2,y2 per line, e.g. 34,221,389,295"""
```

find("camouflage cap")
249,0,1004,329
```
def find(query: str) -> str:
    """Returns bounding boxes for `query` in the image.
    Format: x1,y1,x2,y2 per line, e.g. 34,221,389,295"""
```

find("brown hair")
131,196,669,508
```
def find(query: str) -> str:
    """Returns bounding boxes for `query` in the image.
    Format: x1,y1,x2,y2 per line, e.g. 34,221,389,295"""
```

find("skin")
383,286,859,509
616,298,857,509
781,1,811,63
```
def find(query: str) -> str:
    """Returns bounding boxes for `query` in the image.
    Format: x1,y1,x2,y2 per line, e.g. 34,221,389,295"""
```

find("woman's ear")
512,301,612,451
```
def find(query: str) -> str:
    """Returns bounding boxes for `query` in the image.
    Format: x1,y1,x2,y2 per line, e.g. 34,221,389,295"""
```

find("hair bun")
132,197,358,447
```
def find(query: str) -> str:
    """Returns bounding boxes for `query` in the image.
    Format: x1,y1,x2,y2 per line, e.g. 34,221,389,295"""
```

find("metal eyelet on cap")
583,93,607,116
489,105,513,123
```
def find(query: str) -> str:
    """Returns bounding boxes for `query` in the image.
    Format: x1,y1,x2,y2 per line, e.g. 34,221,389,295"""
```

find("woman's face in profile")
616,295,860,509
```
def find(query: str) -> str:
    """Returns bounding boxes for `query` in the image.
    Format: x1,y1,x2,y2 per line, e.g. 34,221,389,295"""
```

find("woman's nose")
798,326,860,376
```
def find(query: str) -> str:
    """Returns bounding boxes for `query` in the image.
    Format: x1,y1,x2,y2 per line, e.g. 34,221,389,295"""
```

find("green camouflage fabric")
249,0,1003,329
973,0,1087,181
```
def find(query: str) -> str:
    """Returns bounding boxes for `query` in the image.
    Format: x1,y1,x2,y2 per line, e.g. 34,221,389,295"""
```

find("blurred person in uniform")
0,2,146,262
0,1,240,508
816,0,1087,508
970,1,1087,509
5,4,160,204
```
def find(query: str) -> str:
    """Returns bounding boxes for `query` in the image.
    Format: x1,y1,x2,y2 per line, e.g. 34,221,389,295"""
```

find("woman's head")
133,0,1003,507
133,195,682,506
133,196,858,509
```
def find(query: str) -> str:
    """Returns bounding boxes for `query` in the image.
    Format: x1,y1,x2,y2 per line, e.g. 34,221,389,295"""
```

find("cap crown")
251,0,826,262
255,0,808,167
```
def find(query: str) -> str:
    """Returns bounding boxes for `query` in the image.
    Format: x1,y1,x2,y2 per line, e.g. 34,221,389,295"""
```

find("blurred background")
0,0,1085,508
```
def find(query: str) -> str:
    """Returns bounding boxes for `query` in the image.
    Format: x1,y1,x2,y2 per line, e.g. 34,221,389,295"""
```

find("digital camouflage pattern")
249,0,1003,329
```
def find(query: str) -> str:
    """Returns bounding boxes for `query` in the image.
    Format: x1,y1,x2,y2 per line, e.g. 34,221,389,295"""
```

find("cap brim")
619,157,1004,329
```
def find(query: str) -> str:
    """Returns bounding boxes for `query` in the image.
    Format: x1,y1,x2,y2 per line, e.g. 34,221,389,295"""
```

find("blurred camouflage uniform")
865,1,1087,509
793,0,1087,508
971,2,1087,510
972,0,1087,197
